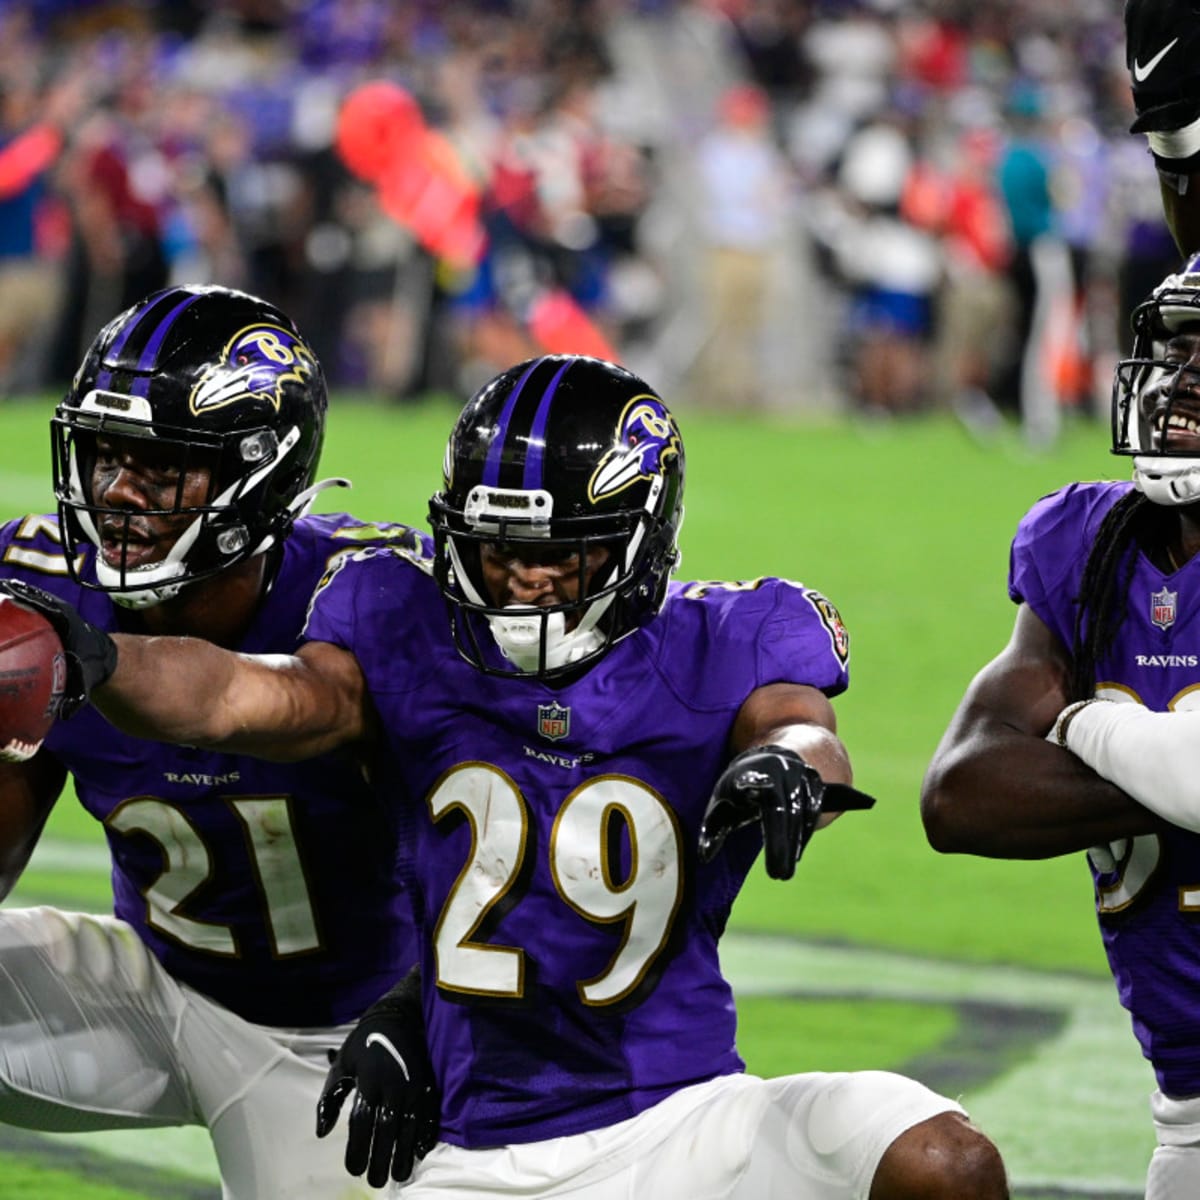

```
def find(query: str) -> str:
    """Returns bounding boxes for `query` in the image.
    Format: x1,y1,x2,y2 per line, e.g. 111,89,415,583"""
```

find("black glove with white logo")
316,965,439,1187
0,579,117,718
1126,0,1200,169
698,744,875,881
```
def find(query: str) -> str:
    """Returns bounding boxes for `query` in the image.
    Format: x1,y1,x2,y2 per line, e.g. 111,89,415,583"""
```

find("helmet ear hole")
430,355,685,678
52,285,329,606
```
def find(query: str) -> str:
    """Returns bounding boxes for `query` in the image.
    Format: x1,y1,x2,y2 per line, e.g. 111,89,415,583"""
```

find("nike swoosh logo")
1134,37,1180,82
365,1033,412,1080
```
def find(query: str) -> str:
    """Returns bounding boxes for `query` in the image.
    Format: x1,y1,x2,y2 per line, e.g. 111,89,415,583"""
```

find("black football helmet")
1113,252,1200,505
429,355,685,678
52,285,338,608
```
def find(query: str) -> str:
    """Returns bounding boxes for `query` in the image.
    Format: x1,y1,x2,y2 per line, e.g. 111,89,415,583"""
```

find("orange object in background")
376,130,485,271
337,79,618,361
334,81,426,184
338,80,484,270
528,290,618,360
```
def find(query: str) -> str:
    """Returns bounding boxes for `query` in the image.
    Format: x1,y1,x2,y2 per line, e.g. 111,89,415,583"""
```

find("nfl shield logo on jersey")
537,702,571,741
1151,586,1177,630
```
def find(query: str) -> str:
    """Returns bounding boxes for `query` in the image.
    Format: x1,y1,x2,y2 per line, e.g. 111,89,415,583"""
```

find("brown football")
0,596,66,759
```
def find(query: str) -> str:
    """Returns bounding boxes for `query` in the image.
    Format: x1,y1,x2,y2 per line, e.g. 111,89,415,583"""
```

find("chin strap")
1134,456,1200,505
489,600,610,673
109,579,189,610
287,475,350,519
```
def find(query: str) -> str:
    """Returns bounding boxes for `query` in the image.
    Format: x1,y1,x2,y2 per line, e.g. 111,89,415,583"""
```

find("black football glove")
0,579,117,719
1126,0,1200,166
697,744,876,881
316,966,439,1187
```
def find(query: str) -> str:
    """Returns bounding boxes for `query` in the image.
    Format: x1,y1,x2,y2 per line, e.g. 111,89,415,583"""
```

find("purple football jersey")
0,512,423,1027
304,547,851,1147
1011,481,1200,1096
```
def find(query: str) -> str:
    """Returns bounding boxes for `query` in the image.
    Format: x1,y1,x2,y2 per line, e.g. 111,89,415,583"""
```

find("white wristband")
1051,699,1101,748
1148,114,1200,161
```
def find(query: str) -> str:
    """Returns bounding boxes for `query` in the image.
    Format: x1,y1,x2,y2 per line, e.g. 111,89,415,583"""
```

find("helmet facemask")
50,285,335,609
54,390,314,609
432,481,678,679
1115,263,1200,506
429,356,685,680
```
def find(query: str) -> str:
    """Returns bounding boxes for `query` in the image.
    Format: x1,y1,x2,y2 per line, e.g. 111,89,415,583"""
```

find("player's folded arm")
921,605,1160,857
1059,700,1200,833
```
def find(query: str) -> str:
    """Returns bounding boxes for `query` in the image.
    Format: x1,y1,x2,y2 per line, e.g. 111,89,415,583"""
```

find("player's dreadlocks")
1069,490,1176,701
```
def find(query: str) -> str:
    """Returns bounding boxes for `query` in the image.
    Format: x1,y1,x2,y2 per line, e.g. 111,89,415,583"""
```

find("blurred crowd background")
0,0,1176,442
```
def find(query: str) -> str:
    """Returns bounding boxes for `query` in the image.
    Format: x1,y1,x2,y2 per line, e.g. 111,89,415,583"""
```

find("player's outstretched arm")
0,579,369,761
698,682,875,881
921,604,1160,859
316,965,439,1187
104,635,369,761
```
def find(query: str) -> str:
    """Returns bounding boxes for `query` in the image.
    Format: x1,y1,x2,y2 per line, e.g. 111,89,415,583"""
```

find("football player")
6,355,1009,1198
922,255,1200,1196
0,285,434,1198
1126,0,1200,255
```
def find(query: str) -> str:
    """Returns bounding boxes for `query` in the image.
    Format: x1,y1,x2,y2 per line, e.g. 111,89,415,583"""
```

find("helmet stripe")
129,291,206,397
523,358,573,491
94,294,165,391
94,288,202,392
482,357,543,487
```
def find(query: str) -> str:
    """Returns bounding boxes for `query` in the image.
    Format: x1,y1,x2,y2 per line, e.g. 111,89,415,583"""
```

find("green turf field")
0,395,1155,1199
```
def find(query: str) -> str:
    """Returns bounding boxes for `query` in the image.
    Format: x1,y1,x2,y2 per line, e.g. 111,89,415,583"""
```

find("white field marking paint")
721,931,1154,1195
5,845,1152,1195
51,1126,220,1185
18,839,111,874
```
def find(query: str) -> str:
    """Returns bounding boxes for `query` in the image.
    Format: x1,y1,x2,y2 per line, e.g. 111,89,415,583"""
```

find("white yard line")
721,932,1152,1194
7,846,1151,1194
